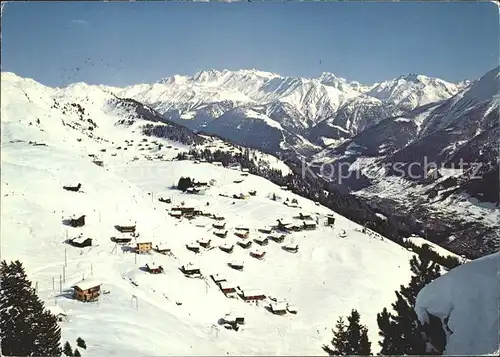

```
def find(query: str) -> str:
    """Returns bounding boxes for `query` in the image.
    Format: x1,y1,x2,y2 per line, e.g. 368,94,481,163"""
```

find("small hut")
269,302,287,315
210,274,227,285
235,227,250,232
136,240,152,254
253,236,268,246
186,242,200,253
237,240,252,249
268,233,285,243
154,243,171,255
298,213,312,220
213,222,226,230
326,215,336,226
250,249,266,260
72,280,101,302
145,262,164,274
197,238,211,248
111,237,132,244
282,244,299,254
63,183,82,192
213,229,228,238
239,289,266,302
46,305,68,322
235,231,249,239
219,281,236,295
228,260,244,271
219,244,234,254
115,224,136,233
67,215,86,228
302,220,317,230
258,227,273,234
158,197,171,204
181,263,201,276
70,236,92,248
213,215,225,221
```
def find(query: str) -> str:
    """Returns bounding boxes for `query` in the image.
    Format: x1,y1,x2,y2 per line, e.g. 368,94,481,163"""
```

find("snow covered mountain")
415,252,499,355
2,71,420,355
311,66,499,259
105,69,462,156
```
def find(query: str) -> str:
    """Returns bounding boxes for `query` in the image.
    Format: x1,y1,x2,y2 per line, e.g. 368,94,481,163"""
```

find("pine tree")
74,348,81,356
1,260,62,356
324,310,372,355
377,250,441,355
63,341,74,356
76,337,87,349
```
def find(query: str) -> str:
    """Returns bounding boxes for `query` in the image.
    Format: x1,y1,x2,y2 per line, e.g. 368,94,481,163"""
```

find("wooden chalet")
235,227,250,232
210,274,227,285
268,233,285,243
253,236,269,246
154,243,171,255
197,238,211,248
234,230,249,239
158,197,171,204
326,215,336,226
289,224,303,232
67,215,86,228
269,302,287,315
186,242,200,253
276,219,293,232
219,244,234,254
248,190,257,196
212,222,226,230
239,289,266,302
63,183,82,192
250,249,266,260
338,230,347,238
237,240,252,249
302,220,317,230
228,260,244,271
258,227,273,234
181,263,201,276
70,236,92,248
219,281,236,295
282,244,299,254
213,215,225,221
115,224,136,233
297,213,312,220
136,240,152,254
72,280,101,302
213,229,228,238
110,237,132,244
241,168,250,173
145,262,164,274
232,193,246,200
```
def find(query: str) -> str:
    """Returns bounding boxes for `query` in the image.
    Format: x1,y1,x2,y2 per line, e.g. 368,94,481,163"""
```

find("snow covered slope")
1,71,417,355
415,252,499,355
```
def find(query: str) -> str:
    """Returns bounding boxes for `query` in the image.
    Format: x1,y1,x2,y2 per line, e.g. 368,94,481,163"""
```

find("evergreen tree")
0,260,62,356
76,337,87,349
324,310,372,355
377,250,441,355
63,341,74,356
74,348,81,357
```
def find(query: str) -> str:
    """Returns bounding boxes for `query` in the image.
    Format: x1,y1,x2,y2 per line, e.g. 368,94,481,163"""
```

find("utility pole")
59,275,62,294
52,277,55,291
63,266,65,283
65,248,67,267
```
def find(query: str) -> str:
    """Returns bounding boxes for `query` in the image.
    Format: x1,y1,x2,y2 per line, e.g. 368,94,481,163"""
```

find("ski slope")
1,72,418,355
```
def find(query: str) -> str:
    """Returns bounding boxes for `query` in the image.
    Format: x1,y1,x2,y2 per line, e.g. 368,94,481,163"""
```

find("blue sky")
1,1,498,87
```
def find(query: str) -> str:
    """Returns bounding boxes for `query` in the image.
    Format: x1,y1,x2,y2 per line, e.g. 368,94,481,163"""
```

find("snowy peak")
367,73,462,110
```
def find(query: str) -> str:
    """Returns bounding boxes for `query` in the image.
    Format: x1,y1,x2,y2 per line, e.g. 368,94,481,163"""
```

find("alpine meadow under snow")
1,67,498,356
